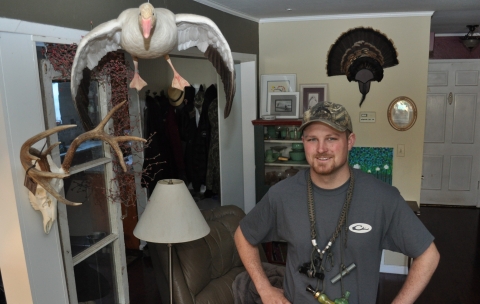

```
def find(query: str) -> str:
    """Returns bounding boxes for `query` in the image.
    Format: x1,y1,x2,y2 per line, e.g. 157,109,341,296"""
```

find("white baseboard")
380,264,408,275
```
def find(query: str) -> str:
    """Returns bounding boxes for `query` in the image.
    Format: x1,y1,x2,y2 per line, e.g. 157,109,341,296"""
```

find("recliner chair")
149,205,267,304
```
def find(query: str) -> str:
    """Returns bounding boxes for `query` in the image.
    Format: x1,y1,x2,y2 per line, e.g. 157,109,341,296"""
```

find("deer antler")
62,101,146,173
20,100,147,206
20,124,79,205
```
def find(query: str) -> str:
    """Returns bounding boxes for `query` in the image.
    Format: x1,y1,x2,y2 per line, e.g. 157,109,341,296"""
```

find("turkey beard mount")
71,2,236,118
326,27,399,106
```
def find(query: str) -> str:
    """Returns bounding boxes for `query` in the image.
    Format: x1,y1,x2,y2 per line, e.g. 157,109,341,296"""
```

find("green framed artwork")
349,147,393,185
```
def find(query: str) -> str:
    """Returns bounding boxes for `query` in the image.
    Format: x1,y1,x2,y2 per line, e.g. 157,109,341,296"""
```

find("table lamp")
133,179,210,304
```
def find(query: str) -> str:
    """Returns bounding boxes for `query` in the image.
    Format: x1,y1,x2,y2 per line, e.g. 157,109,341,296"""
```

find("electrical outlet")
397,144,405,157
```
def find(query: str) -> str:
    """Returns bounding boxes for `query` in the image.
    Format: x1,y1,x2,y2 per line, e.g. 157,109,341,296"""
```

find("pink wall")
430,36,480,59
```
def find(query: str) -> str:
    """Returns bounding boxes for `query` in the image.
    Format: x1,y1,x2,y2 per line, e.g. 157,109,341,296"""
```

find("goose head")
138,3,156,39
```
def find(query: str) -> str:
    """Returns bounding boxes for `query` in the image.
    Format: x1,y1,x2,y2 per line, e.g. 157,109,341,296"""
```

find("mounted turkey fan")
326,27,399,106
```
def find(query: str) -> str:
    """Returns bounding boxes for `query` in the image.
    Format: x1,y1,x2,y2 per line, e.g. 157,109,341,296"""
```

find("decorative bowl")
289,150,306,161
265,156,276,163
291,142,304,151
271,146,287,154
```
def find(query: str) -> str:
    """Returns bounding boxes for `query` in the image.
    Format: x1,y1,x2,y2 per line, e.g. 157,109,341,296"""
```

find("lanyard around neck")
307,167,355,258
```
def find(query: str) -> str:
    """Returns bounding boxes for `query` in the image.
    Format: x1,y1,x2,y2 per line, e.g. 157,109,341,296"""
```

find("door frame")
425,59,480,208
167,48,258,213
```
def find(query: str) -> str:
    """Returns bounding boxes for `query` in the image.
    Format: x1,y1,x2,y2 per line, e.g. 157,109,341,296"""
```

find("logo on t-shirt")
349,223,372,233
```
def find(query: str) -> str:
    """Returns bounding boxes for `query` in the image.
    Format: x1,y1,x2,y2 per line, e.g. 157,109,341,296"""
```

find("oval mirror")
387,96,417,131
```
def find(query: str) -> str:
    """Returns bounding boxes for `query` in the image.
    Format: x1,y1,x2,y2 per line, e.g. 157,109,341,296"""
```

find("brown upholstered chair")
149,205,267,304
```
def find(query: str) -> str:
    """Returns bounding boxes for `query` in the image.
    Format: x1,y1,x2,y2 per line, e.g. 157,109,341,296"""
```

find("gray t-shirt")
240,168,434,304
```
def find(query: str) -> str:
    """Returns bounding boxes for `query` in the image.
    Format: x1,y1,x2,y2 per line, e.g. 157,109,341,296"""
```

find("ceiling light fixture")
460,25,480,51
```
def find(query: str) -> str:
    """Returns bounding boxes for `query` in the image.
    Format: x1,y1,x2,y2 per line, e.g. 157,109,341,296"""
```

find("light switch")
397,144,405,157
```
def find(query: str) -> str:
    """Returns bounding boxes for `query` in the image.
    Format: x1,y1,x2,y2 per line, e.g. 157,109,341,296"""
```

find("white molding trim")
193,1,433,24
260,11,434,24
435,33,480,37
380,263,409,275
0,17,87,43
194,0,260,22
430,59,480,64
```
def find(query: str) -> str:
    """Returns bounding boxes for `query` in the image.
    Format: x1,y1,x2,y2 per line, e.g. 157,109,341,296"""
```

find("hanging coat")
183,85,209,192
142,92,178,195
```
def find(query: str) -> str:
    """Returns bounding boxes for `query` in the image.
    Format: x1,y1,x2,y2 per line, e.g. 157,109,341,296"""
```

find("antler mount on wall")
20,101,146,234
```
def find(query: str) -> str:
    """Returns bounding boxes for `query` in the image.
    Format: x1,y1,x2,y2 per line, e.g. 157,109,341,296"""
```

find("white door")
421,60,480,207
39,57,129,303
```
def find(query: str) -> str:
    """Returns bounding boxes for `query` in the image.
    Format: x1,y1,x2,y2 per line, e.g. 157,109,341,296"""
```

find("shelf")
265,160,309,167
265,139,302,144
252,119,302,126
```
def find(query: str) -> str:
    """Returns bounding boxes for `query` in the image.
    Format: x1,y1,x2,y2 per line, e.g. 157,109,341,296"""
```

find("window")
38,54,129,303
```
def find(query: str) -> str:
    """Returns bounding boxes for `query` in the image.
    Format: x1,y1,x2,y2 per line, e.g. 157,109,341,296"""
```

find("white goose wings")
175,14,236,118
70,18,123,102
70,7,236,119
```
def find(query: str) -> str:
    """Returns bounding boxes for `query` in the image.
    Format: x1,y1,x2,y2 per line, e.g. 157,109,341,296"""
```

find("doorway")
138,49,257,214
421,59,480,207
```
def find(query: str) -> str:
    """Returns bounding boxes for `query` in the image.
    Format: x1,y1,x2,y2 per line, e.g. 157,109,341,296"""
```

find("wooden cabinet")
252,119,308,202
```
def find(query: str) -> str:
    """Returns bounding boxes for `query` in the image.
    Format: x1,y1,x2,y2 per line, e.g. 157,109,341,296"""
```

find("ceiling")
195,0,480,35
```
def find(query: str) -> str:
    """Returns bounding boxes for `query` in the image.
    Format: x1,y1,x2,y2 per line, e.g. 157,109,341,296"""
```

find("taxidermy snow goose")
71,2,235,118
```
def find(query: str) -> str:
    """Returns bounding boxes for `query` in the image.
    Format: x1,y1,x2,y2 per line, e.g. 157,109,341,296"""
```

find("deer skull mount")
28,154,64,234
20,101,146,234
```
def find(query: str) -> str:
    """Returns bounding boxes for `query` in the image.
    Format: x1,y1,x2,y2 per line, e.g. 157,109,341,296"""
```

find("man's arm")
234,226,291,304
392,242,440,304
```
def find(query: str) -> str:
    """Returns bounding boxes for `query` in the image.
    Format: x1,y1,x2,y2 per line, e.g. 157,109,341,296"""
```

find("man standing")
235,101,439,303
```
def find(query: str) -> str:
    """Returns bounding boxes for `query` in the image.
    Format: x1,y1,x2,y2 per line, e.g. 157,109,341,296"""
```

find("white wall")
0,30,76,303
259,14,432,204
167,57,218,88
259,13,432,270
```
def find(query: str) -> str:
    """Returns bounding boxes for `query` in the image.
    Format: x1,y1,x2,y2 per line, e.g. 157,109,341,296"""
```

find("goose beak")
142,18,152,39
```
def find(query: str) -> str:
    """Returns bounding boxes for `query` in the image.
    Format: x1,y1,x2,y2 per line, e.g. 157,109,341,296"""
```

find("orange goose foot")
129,72,148,91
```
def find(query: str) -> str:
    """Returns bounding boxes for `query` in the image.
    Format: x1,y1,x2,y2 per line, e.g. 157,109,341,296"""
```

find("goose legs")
164,55,190,91
130,56,148,91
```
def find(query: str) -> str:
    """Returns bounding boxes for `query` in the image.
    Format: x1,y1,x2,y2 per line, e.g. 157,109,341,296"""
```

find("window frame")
39,58,129,304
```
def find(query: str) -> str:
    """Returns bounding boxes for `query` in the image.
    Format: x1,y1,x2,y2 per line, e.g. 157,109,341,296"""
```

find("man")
235,101,439,304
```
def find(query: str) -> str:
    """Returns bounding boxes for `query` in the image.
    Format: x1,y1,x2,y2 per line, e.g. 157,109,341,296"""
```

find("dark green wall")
0,0,258,55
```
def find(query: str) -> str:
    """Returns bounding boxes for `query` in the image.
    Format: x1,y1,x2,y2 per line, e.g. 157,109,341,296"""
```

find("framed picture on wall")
260,74,297,116
267,92,300,119
299,84,328,117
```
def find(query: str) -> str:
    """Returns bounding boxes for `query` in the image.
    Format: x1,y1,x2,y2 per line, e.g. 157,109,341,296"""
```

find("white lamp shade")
133,179,210,243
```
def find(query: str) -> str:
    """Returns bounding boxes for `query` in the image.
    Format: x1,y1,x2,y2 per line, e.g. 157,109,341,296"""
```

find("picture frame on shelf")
267,92,300,119
299,84,328,117
260,74,297,116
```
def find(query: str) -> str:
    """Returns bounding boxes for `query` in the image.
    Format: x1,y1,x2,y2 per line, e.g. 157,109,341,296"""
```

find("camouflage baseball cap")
299,101,353,133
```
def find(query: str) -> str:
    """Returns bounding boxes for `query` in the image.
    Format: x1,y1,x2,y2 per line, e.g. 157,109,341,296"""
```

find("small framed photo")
267,92,300,119
260,74,297,116
299,84,328,117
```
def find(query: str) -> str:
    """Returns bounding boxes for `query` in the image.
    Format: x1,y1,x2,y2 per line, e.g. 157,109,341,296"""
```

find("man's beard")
311,153,347,176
